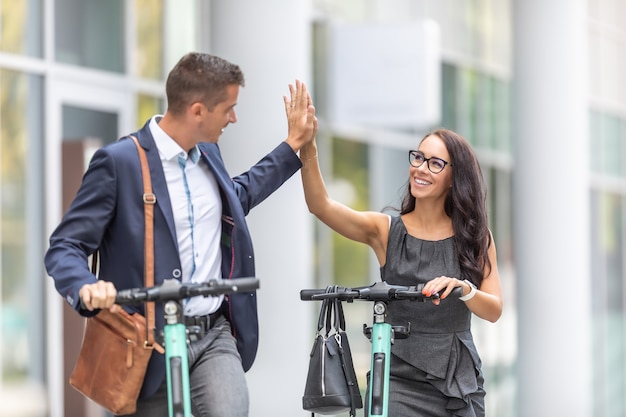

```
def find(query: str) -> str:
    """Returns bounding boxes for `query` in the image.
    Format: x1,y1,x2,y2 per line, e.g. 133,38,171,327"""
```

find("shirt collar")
149,115,200,163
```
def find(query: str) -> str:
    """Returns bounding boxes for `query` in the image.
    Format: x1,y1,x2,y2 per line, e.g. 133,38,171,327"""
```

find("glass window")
135,0,163,80
329,137,370,288
603,115,622,178
590,190,625,417
429,0,511,73
63,105,118,144
590,111,625,178
162,0,199,71
590,111,603,174
475,73,494,149
442,63,512,154
457,68,479,145
55,0,124,72
441,63,458,131
484,168,513,265
137,94,165,128
1,69,45,385
0,0,42,56
492,77,511,153
375,146,409,214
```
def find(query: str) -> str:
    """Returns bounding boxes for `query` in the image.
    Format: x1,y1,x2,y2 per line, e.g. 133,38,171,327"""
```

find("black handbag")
302,286,363,416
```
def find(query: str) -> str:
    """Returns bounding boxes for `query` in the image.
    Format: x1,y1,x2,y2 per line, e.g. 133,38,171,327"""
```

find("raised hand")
284,80,317,152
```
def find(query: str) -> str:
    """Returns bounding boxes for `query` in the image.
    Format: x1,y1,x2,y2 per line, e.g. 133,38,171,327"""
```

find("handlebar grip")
424,285,464,300
300,289,327,300
228,277,260,292
115,288,147,305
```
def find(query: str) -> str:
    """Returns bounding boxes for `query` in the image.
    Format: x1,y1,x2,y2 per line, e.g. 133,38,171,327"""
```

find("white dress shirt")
149,116,223,316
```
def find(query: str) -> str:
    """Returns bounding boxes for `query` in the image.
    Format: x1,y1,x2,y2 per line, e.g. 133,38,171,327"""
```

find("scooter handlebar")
300,281,464,303
115,277,259,305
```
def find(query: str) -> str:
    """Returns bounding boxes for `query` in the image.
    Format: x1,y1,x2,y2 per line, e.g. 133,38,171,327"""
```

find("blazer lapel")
198,143,232,197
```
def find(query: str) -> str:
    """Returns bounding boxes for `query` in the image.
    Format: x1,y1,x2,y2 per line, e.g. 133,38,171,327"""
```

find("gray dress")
379,216,485,417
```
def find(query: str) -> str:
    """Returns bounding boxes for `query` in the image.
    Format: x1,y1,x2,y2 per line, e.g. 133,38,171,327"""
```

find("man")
45,52,316,416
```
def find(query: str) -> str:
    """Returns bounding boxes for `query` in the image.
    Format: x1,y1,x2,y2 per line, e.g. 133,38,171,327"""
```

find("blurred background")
0,0,623,416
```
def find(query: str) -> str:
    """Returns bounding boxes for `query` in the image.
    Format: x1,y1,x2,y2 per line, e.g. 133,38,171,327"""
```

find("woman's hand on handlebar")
79,281,120,313
421,276,464,305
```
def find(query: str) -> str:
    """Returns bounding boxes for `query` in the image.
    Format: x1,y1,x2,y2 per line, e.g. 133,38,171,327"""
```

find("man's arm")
44,148,118,314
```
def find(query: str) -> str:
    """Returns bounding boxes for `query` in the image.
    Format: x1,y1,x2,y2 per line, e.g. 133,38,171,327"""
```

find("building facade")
0,1,624,416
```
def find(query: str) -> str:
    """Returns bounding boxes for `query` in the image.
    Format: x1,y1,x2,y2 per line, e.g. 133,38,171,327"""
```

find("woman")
299,128,503,416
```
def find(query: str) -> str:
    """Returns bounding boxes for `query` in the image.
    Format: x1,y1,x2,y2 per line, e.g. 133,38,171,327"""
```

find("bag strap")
130,135,157,350
331,286,347,332
316,286,335,337
332,293,359,417
336,336,358,417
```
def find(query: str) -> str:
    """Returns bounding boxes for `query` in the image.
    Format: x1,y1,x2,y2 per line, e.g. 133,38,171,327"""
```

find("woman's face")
409,134,453,201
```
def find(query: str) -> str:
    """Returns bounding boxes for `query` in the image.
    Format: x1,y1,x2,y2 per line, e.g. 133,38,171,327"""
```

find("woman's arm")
300,140,389,265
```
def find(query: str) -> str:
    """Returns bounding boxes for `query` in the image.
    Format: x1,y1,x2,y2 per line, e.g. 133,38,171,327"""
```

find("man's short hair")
165,53,245,115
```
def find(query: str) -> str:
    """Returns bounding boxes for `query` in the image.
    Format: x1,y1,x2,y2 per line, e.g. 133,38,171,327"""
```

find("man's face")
201,84,240,143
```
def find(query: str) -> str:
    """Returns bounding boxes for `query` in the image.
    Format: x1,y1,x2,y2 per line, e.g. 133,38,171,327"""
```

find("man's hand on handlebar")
79,281,119,313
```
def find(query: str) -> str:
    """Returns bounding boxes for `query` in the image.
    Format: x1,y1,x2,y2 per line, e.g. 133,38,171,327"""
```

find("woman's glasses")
408,151,451,174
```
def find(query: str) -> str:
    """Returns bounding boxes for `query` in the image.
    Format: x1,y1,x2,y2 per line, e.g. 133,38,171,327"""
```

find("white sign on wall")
327,20,441,131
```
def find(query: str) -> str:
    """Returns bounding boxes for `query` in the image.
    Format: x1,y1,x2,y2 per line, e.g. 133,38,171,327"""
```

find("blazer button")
172,269,182,278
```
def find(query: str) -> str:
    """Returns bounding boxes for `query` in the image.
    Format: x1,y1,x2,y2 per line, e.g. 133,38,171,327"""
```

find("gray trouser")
124,316,249,417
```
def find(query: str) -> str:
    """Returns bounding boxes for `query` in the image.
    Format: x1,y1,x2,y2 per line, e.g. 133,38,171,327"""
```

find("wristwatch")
459,279,477,301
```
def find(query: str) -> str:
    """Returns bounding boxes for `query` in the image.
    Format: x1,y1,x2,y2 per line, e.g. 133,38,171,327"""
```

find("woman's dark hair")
165,52,245,115
399,128,492,286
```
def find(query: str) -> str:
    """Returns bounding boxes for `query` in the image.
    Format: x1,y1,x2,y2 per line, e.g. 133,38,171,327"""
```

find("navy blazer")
45,119,302,398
